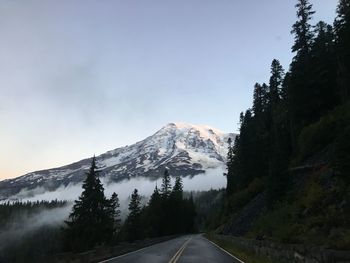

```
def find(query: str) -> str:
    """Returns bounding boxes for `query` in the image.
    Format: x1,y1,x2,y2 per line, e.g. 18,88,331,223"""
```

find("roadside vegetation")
205,233,275,263
215,0,350,252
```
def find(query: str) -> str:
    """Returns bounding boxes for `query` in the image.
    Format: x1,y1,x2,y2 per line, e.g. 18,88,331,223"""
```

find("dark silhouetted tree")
125,189,142,241
291,0,315,56
169,176,184,233
334,0,350,101
288,0,316,142
226,137,235,194
110,192,121,237
146,185,162,237
65,157,113,251
160,169,172,198
269,59,284,106
171,176,183,200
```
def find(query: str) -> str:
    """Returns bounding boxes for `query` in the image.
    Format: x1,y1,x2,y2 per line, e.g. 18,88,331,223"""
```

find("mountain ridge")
0,123,236,200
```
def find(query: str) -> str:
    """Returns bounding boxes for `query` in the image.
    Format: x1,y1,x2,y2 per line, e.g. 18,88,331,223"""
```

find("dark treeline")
0,200,68,263
122,170,196,241
0,199,67,225
64,157,196,251
224,0,350,248
193,189,225,231
0,159,196,261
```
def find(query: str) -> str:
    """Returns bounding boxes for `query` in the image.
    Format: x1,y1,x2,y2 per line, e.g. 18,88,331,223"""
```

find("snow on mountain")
0,123,236,200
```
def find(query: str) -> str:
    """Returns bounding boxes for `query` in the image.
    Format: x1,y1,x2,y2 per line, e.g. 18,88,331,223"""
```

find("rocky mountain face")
0,123,235,200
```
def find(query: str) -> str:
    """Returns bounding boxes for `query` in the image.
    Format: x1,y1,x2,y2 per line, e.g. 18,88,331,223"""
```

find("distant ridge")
0,123,235,200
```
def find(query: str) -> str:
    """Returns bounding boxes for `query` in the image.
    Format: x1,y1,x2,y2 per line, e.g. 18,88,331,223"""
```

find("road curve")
100,234,243,263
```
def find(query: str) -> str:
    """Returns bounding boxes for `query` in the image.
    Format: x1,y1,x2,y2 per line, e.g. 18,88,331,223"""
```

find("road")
100,234,244,263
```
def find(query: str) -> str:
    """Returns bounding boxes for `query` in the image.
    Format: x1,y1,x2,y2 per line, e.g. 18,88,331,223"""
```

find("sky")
0,0,338,180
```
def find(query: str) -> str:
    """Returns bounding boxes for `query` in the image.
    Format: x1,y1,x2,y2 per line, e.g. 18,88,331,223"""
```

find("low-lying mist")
0,205,71,250
11,167,226,204
1,168,226,252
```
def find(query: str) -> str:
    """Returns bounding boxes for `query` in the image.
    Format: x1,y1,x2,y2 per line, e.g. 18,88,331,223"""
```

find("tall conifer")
125,189,142,241
65,157,113,251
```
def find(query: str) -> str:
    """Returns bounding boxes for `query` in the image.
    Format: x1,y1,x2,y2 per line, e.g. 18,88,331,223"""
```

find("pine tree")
267,75,292,205
146,185,162,237
291,0,315,57
158,169,172,234
253,83,264,115
334,0,350,101
65,156,113,251
309,21,338,115
184,193,196,233
110,192,121,236
169,176,184,234
125,188,142,241
228,109,269,189
171,176,183,200
288,0,316,142
269,59,284,106
226,137,235,194
160,169,172,198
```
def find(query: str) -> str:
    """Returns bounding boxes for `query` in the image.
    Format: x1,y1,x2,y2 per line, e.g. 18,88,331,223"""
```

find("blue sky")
0,0,338,179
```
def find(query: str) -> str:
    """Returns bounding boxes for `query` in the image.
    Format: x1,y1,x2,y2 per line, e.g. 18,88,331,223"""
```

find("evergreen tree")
184,193,196,233
110,192,121,236
266,59,291,205
160,169,172,198
158,169,172,235
309,21,338,115
227,135,241,193
252,83,269,116
171,176,183,200
65,157,113,251
253,83,264,115
226,137,235,194
334,0,350,101
223,0,349,244
125,189,142,241
288,0,316,142
146,185,162,237
267,81,292,204
228,109,269,189
269,59,284,105
291,0,315,56
169,176,184,234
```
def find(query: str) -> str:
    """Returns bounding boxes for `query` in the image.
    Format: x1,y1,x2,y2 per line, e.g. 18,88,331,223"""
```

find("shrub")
297,102,350,162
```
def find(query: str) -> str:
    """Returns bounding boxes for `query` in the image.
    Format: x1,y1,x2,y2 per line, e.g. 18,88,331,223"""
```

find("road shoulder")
204,233,273,263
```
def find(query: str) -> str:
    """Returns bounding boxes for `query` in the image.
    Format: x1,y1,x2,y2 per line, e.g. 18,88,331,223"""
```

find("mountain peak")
0,123,236,200
163,122,225,136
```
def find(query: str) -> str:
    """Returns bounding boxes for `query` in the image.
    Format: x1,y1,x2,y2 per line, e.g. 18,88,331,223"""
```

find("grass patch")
205,233,275,263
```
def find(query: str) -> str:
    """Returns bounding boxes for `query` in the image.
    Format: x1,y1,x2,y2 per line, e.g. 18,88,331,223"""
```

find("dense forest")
64,157,196,251
0,0,349,261
222,0,350,249
0,200,68,263
0,157,197,262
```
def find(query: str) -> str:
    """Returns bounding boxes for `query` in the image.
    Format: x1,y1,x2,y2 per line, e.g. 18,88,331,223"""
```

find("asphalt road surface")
100,234,244,263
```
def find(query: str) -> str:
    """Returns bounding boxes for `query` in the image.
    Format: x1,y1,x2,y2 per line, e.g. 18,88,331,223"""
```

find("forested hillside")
222,0,350,249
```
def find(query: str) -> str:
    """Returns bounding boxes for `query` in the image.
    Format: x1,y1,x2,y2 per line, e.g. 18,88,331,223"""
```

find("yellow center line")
169,236,192,263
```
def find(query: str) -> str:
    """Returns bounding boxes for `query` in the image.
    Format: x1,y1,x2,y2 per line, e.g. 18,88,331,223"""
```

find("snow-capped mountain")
0,123,235,200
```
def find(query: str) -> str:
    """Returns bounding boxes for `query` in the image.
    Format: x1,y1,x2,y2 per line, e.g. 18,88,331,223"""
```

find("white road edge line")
206,238,245,263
